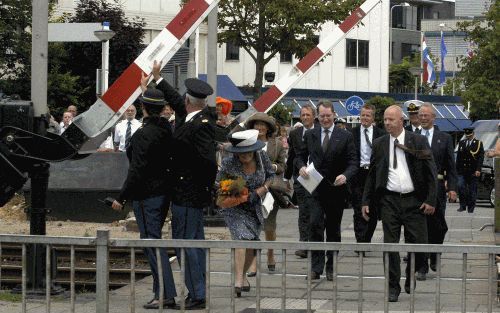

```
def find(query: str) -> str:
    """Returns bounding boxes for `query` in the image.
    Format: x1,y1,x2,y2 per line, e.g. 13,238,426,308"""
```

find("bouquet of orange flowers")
216,175,249,209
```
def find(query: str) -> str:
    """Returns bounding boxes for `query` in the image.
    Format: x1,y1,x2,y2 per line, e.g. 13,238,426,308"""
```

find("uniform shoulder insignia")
202,119,208,123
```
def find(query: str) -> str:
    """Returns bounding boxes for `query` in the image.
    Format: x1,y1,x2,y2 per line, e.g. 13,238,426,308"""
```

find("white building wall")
55,0,389,93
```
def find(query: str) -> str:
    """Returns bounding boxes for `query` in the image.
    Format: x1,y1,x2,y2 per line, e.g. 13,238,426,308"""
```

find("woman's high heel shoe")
234,287,242,297
241,281,251,292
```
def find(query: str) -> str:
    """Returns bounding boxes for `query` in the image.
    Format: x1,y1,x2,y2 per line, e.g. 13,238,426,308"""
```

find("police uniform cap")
463,127,474,135
406,102,421,114
335,118,347,124
185,78,213,99
140,88,166,107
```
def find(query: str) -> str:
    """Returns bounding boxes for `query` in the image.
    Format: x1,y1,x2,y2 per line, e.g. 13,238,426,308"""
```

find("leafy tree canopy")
456,1,499,120
268,102,294,127
366,95,395,127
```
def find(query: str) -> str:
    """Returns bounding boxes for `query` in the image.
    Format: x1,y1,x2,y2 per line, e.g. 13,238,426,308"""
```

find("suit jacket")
265,137,286,176
405,124,421,133
296,126,358,190
157,79,217,208
428,129,458,191
350,125,386,165
284,126,312,180
456,137,485,174
362,131,438,208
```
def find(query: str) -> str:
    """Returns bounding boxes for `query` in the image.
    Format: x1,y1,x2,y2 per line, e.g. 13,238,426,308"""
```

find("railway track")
0,244,176,290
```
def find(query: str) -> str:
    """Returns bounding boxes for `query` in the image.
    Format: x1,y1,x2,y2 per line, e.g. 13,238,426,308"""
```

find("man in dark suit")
350,104,385,244
152,61,217,310
362,105,437,302
297,100,358,281
456,127,484,213
416,103,458,280
404,101,422,133
284,104,317,258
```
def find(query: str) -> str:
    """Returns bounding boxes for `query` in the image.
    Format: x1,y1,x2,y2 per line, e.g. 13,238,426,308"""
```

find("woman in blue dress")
217,129,275,297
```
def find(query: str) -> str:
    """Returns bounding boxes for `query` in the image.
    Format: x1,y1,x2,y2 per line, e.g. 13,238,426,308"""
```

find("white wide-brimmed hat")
225,129,265,153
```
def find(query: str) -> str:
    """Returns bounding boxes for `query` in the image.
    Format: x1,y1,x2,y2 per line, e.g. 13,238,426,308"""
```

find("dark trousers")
133,196,177,300
457,174,478,212
421,181,448,273
294,181,314,242
171,204,206,300
309,183,346,275
380,192,428,294
351,168,378,243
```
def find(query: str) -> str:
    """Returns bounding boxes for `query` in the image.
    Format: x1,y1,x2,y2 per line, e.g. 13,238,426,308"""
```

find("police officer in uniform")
149,60,216,310
112,87,177,309
456,127,484,213
404,101,422,133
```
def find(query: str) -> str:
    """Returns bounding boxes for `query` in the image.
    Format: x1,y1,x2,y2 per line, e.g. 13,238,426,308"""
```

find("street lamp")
389,2,410,66
409,67,423,100
94,21,115,94
439,23,456,96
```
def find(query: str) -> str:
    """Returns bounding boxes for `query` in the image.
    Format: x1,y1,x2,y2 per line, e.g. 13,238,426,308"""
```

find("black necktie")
322,129,330,153
125,121,132,149
364,128,372,148
393,138,398,169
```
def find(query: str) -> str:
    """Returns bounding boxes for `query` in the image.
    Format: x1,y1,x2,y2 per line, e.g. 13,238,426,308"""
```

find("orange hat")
216,96,233,116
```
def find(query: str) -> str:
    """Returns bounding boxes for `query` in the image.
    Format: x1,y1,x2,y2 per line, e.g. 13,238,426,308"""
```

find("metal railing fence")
0,230,498,313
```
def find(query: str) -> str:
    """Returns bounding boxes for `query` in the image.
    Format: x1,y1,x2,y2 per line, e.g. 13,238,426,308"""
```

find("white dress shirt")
387,130,415,193
114,118,141,152
412,125,421,133
422,127,434,147
360,125,373,167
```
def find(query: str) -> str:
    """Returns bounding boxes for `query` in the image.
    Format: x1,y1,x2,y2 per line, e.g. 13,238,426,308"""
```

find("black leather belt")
384,190,416,198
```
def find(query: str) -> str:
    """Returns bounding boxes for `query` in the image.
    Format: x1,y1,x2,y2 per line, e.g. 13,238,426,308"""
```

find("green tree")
268,102,294,126
60,0,145,111
366,96,395,127
456,1,499,120
217,0,361,98
389,52,436,95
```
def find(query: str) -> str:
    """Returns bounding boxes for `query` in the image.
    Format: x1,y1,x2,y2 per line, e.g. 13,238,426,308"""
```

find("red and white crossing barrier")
70,0,220,152
249,0,381,115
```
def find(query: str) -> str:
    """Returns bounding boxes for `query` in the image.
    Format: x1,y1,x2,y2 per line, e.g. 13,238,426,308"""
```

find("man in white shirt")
114,104,141,152
362,105,437,302
59,111,73,134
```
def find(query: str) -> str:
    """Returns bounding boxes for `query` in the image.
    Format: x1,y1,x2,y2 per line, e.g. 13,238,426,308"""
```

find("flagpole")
440,29,444,96
420,31,424,96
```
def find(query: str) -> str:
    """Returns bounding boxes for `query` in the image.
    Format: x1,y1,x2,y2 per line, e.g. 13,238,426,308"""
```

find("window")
346,39,369,68
280,50,293,63
401,43,420,60
226,42,239,61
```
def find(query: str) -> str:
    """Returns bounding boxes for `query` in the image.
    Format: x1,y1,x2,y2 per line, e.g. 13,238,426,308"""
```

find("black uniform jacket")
350,125,386,165
456,137,484,175
284,126,307,180
362,131,438,208
296,126,358,189
430,129,458,191
157,79,217,208
118,116,173,201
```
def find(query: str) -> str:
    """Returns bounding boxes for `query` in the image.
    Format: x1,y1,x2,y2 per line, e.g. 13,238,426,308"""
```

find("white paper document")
261,192,275,219
297,163,323,194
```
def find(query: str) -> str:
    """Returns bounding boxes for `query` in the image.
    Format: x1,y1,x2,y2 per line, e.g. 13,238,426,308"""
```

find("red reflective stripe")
253,86,283,112
166,0,209,39
296,47,324,73
102,63,142,112
339,7,366,33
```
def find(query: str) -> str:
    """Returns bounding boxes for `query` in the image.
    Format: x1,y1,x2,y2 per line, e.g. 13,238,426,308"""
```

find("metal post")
452,30,456,96
207,5,218,108
187,33,197,79
96,230,110,313
102,40,110,93
415,76,418,100
31,0,48,117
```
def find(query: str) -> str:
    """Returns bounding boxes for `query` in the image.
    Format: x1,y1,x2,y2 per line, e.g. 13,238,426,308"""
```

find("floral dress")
217,151,275,240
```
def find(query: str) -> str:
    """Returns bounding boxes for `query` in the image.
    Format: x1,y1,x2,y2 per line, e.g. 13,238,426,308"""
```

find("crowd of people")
50,60,491,307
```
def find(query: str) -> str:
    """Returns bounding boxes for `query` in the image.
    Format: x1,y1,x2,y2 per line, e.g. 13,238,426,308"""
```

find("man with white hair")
149,60,216,310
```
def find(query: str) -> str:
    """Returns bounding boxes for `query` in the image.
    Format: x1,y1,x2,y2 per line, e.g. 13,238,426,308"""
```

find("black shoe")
241,281,251,292
404,278,416,294
326,271,333,281
234,287,241,298
268,264,276,272
457,207,466,212
430,262,437,272
306,272,321,280
247,271,256,277
416,271,427,281
388,290,399,302
143,298,176,309
295,250,307,258
174,298,206,310
402,256,408,263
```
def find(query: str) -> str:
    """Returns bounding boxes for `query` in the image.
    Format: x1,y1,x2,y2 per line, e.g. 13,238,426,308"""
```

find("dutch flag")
422,37,436,85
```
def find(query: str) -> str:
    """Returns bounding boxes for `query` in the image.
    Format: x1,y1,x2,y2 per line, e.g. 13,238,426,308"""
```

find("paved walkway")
1,202,497,312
